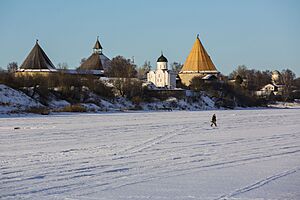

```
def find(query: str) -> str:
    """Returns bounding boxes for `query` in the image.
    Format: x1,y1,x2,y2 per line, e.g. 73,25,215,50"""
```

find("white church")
147,53,176,89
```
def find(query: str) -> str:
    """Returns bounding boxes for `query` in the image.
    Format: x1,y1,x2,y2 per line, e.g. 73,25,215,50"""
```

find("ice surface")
0,109,299,199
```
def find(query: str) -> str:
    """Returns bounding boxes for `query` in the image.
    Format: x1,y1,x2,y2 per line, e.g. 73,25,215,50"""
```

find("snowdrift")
0,84,42,114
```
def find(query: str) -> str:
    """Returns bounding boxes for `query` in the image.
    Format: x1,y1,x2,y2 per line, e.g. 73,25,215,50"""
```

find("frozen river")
1,109,300,200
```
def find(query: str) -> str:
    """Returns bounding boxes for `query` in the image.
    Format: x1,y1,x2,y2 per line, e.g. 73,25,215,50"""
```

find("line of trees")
189,65,300,106
1,57,299,107
229,65,299,100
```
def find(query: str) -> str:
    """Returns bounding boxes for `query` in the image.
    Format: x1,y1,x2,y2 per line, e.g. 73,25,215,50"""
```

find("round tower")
157,52,168,70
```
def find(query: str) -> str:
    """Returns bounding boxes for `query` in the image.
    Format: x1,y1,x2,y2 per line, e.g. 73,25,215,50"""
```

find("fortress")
179,35,219,86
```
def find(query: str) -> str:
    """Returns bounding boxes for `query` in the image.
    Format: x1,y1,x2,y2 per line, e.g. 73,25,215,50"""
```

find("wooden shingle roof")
93,36,103,50
78,53,103,70
20,40,56,70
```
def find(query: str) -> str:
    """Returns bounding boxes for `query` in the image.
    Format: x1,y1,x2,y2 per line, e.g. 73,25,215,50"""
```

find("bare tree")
57,62,69,70
229,65,271,91
254,70,272,89
281,69,296,101
112,78,142,98
107,56,137,78
293,77,300,90
137,61,152,79
190,76,204,92
170,62,183,74
7,62,18,73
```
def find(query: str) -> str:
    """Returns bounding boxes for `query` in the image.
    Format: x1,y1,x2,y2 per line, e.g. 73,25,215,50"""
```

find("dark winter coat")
211,114,216,122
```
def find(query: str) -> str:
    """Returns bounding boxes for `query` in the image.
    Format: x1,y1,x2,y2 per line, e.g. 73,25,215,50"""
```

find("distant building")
255,83,284,97
98,42,111,72
179,35,219,86
202,74,218,81
17,40,57,76
255,71,285,97
77,36,112,76
147,53,176,89
16,37,112,77
78,36,111,73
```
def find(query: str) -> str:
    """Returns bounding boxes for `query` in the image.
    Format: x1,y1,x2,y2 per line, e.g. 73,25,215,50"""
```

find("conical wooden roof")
100,53,111,70
20,40,56,70
181,35,217,73
78,52,103,70
93,36,102,50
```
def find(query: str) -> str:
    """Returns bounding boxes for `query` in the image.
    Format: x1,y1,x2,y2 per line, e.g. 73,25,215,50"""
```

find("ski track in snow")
0,109,300,199
215,167,300,200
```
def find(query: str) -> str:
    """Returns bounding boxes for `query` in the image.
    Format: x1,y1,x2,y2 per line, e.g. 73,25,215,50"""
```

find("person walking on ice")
211,114,217,127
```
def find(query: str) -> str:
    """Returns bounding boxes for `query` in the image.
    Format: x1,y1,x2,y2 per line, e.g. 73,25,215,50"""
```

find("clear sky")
0,0,299,76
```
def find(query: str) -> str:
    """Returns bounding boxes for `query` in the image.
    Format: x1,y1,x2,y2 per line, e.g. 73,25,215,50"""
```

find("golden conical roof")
181,35,217,73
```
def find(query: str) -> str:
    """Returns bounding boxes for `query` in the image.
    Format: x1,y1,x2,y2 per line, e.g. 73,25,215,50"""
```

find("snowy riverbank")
0,84,218,115
2,84,300,117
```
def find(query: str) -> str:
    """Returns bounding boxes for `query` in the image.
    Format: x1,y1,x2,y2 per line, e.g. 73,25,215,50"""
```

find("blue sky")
0,0,299,76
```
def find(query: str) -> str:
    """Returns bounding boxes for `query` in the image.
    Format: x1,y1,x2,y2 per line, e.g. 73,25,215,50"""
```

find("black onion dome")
157,54,168,62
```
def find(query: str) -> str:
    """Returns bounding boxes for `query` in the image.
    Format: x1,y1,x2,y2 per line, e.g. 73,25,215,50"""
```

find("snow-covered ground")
0,84,217,114
0,84,42,114
0,109,299,200
268,101,300,109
